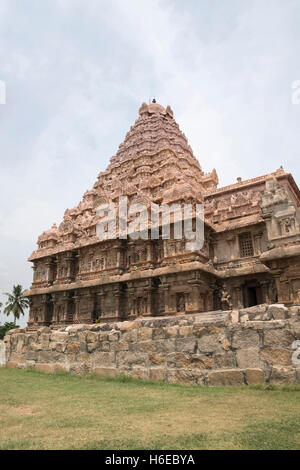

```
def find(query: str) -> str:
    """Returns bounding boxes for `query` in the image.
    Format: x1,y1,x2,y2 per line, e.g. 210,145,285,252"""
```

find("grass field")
0,367,299,450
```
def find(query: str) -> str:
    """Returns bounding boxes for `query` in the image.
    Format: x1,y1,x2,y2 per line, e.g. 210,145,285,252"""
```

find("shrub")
0,322,19,339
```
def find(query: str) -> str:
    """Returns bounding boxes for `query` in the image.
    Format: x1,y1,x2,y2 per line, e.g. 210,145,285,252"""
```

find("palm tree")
3,285,29,326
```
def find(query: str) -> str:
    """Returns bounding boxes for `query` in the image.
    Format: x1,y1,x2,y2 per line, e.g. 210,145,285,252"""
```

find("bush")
0,322,19,339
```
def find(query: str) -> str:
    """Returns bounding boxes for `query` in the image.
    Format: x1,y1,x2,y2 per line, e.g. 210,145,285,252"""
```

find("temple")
25,101,300,327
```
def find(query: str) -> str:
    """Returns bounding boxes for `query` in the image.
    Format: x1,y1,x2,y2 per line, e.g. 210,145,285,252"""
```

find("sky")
0,0,299,326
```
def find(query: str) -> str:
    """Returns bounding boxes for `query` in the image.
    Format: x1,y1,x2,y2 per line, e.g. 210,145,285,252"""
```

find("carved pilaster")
253,231,263,255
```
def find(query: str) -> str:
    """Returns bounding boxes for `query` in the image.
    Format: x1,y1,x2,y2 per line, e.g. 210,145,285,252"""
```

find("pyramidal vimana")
25,100,300,327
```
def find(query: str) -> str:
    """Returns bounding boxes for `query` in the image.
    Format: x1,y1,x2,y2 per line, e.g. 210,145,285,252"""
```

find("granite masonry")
25,101,300,327
4,304,300,386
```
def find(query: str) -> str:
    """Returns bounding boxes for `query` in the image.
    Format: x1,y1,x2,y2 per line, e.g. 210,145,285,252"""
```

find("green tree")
3,285,29,326
0,322,18,339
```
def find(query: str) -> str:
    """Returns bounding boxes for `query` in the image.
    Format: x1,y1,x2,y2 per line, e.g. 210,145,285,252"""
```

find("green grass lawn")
0,367,299,450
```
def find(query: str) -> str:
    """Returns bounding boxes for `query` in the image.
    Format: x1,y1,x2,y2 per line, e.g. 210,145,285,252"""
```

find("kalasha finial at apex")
139,100,174,118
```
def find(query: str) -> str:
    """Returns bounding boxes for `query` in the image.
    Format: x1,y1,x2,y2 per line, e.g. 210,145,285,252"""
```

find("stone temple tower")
25,101,300,327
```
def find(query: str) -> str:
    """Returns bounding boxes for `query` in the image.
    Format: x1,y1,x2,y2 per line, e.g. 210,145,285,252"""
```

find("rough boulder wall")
3,304,300,386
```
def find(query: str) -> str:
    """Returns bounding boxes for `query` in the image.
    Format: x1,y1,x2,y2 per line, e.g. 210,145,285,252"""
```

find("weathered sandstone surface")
4,304,300,386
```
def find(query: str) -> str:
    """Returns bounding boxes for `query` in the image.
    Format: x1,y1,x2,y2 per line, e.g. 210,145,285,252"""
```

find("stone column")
164,284,171,314
233,285,243,309
188,284,201,312
127,285,136,318
32,264,37,282
211,240,218,264
45,259,53,284
112,284,123,320
260,280,271,304
65,252,76,281
73,292,81,322
253,231,263,255
40,295,48,325
225,235,236,261
143,285,153,316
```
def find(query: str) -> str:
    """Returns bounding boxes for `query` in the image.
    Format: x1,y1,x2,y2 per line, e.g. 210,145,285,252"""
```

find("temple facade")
25,101,300,327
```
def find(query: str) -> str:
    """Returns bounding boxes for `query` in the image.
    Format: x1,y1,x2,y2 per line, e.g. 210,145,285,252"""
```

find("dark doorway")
243,280,263,308
247,287,257,307
92,293,101,323
45,295,53,326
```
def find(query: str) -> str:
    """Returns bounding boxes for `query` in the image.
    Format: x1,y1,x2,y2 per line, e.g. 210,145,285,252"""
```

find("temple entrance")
242,280,263,308
247,287,258,307
45,296,53,326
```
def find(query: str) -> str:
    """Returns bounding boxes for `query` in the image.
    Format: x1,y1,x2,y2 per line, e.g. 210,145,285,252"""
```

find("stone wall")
4,304,300,386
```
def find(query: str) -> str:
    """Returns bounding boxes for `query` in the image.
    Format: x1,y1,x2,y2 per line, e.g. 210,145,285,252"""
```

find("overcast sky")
0,0,299,326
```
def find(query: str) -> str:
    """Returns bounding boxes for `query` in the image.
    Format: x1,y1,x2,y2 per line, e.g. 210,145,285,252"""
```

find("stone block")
53,363,68,373
245,368,265,384
128,368,148,380
270,366,297,385
212,352,236,369
10,353,25,363
239,304,267,316
207,369,244,386
69,362,88,375
34,363,54,373
119,321,138,331
93,367,116,377
117,351,147,367
110,340,129,352
268,304,289,320
38,351,53,363
55,342,67,353
176,352,212,369
236,348,260,368
86,331,99,343
261,348,292,365
179,326,193,337
176,338,197,353
192,326,206,337
148,352,166,366
165,326,179,338
138,327,153,341
166,352,177,368
264,329,294,347
91,351,115,367
99,341,110,351
87,342,98,353
107,331,120,342
232,329,260,349
167,368,204,385
197,334,220,353
66,341,80,354
121,329,138,342
149,368,165,381
25,350,38,361
152,328,166,340
135,341,156,353
6,361,19,369
154,339,176,354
